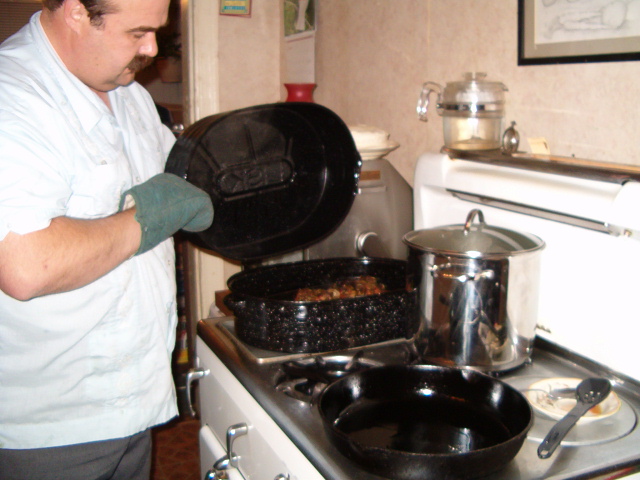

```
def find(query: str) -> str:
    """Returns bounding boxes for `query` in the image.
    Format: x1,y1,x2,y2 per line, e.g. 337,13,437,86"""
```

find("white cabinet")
196,337,324,480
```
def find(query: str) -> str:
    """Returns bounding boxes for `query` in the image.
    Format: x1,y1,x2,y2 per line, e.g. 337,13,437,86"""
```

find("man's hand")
121,173,214,255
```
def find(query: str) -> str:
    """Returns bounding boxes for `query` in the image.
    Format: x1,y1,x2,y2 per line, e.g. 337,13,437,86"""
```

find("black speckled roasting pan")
224,257,418,353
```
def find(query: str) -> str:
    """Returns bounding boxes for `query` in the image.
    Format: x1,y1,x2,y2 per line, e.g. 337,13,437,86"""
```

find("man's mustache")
128,55,154,73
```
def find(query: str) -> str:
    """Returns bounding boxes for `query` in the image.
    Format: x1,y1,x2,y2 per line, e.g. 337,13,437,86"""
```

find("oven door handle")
185,367,210,417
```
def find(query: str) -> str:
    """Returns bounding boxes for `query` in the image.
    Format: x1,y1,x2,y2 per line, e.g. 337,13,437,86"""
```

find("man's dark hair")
41,0,118,26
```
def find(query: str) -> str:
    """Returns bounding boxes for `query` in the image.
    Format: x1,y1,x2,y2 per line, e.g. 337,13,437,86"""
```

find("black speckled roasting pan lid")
165,102,362,262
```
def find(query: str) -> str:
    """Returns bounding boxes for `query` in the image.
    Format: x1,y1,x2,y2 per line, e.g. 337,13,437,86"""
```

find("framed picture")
284,0,316,37
518,0,640,65
220,0,251,17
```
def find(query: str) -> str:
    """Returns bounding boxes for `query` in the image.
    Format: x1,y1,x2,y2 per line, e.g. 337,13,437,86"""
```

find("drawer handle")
185,368,210,417
226,423,248,469
204,423,248,479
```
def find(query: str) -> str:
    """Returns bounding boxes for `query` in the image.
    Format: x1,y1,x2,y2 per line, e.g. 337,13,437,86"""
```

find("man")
0,0,213,478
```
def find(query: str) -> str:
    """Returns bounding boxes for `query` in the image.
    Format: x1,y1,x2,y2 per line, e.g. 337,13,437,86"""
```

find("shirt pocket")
128,126,169,180
66,163,127,218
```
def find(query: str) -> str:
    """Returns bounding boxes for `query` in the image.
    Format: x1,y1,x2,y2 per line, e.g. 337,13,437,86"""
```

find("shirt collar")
31,12,114,134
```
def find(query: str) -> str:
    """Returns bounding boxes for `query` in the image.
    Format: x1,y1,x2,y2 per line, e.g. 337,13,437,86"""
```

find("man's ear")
63,0,89,33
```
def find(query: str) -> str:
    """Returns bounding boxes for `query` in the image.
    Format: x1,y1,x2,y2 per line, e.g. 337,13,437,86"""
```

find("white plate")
525,377,621,423
358,140,400,160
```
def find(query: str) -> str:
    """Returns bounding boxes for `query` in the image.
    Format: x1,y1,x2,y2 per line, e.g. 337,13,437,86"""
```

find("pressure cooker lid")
403,209,545,257
165,102,361,262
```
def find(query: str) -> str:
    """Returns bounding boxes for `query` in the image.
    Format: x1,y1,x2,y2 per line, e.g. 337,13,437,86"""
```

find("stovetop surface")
197,317,640,480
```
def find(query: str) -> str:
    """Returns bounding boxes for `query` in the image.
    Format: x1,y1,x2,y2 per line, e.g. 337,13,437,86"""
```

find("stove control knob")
204,455,230,479
204,423,248,479
274,475,291,480
204,469,227,479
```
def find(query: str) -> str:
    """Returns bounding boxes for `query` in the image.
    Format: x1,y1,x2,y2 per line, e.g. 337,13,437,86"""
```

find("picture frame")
518,0,640,65
220,0,251,17
284,0,316,38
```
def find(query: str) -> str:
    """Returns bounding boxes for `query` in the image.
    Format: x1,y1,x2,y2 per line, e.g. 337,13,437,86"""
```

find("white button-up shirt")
0,13,179,449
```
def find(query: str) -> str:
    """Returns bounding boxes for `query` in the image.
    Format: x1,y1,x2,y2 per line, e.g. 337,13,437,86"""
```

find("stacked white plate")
349,124,399,160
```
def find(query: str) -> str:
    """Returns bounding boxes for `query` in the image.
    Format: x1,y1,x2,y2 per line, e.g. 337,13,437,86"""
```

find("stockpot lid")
165,102,362,262
403,209,545,258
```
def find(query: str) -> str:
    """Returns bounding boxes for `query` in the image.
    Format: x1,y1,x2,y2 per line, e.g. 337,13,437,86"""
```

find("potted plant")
155,31,182,83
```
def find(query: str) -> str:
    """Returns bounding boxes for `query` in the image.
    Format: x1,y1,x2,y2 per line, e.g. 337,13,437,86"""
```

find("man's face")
73,0,170,93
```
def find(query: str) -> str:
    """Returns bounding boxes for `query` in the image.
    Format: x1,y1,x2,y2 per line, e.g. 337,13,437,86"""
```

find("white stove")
414,150,640,381
191,150,640,480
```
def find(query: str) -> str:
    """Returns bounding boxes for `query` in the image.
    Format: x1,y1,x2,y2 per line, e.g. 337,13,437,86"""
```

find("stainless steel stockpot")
403,209,545,372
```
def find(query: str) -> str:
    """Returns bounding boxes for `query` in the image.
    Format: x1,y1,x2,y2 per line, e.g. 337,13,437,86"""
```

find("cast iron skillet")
318,365,533,480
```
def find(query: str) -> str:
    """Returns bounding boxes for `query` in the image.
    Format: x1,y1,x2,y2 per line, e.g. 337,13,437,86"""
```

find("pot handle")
417,81,442,122
223,293,246,313
356,231,390,258
430,263,494,283
464,209,486,233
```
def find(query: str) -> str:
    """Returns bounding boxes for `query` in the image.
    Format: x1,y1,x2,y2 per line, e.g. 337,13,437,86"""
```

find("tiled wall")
315,0,640,184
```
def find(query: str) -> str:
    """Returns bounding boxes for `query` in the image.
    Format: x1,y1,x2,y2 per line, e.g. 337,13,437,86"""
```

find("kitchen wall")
217,2,283,112
179,0,640,319
314,0,640,185
179,0,284,320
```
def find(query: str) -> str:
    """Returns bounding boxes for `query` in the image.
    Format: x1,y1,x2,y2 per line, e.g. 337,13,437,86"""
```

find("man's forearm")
0,209,142,300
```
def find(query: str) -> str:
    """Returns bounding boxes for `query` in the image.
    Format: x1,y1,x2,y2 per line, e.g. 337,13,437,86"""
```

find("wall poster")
284,0,316,37
283,0,316,83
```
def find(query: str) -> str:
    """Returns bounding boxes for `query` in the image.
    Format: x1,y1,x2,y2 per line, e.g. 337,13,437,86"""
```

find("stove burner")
276,378,327,403
276,352,383,403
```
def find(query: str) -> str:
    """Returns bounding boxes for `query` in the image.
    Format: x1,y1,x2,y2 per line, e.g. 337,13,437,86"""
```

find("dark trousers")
0,429,151,480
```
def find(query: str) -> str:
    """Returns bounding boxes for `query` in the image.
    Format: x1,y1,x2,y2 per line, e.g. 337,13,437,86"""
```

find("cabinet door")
196,337,324,480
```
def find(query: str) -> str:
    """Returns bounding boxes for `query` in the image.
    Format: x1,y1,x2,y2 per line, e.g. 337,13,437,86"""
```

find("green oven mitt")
120,173,214,255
